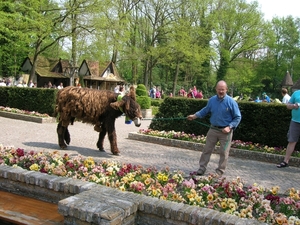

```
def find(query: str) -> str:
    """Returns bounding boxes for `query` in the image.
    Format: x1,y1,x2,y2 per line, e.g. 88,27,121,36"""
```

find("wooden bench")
0,191,64,225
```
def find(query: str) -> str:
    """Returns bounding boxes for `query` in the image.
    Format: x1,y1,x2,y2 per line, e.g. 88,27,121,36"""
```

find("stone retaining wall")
128,132,300,167
0,165,265,225
0,111,56,123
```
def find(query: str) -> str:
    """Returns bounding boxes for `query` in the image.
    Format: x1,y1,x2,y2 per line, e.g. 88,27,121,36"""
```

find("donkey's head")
110,86,142,127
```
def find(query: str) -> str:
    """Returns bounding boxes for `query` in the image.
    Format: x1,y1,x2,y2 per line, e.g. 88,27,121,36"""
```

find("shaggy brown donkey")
55,86,142,155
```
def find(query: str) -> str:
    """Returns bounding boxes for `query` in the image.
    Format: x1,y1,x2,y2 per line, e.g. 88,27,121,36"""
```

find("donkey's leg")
64,117,74,145
97,126,106,152
57,122,68,149
106,119,120,155
64,127,71,145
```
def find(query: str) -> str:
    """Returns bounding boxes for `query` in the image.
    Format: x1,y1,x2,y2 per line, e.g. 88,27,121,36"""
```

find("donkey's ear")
128,86,136,101
110,100,124,110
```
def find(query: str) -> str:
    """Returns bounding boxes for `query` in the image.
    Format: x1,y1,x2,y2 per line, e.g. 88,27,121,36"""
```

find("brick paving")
1,116,299,194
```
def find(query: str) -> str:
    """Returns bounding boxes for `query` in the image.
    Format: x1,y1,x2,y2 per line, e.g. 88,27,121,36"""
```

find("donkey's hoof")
60,145,67,149
112,152,120,156
99,149,106,152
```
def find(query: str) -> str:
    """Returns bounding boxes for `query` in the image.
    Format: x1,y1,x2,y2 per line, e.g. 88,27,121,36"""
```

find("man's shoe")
196,168,205,175
215,169,223,177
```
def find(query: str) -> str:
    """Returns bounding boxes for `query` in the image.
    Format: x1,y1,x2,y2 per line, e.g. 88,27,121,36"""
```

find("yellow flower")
271,186,279,195
84,157,95,168
172,193,179,201
229,203,236,211
29,163,39,171
144,178,152,186
207,194,214,201
119,185,125,191
221,201,227,209
162,175,168,182
152,189,158,196
160,196,167,200
141,173,150,180
121,176,129,183
258,217,266,222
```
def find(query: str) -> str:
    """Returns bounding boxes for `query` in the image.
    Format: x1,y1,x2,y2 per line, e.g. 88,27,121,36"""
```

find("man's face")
216,83,227,99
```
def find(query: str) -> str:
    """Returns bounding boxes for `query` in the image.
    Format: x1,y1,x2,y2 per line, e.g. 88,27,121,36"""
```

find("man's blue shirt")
289,90,300,123
195,94,241,129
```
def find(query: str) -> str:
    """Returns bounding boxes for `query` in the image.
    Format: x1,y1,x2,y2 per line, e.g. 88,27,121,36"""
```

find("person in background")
156,88,161,98
48,81,53,88
178,87,186,97
114,84,120,93
187,80,241,176
119,85,125,96
195,90,203,99
262,92,271,102
277,89,300,168
187,87,195,98
0,79,6,86
254,96,262,103
150,86,156,98
29,80,34,88
17,81,24,87
281,88,291,104
57,82,64,89
192,86,198,97
6,79,11,86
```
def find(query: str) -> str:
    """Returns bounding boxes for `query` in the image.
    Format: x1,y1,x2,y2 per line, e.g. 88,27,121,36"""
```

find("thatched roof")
79,60,124,82
281,71,293,87
292,78,300,91
22,56,71,78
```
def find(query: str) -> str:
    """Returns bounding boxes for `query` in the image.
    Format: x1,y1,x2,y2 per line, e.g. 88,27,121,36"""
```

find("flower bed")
0,106,55,123
138,129,300,158
0,145,300,224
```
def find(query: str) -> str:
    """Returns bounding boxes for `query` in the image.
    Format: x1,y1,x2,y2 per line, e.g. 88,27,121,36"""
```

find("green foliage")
136,96,151,109
136,84,148,96
136,84,151,109
151,106,159,116
1,0,300,101
151,99,163,107
1,87,57,115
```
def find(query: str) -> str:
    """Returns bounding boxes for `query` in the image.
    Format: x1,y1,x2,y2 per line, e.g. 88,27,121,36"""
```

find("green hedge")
136,84,151,109
0,87,57,116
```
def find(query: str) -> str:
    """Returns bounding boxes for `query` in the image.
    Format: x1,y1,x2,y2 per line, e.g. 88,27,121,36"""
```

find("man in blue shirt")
277,90,300,168
187,80,241,176
262,92,271,103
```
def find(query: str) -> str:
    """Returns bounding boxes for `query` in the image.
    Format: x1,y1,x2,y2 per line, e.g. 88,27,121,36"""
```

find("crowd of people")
178,86,203,99
0,78,67,89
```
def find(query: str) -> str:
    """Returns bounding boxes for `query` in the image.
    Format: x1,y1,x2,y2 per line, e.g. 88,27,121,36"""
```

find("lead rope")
142,117,231,150
142,117,220,130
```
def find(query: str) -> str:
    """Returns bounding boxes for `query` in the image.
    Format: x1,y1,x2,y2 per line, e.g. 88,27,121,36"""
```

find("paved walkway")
1,116,299,194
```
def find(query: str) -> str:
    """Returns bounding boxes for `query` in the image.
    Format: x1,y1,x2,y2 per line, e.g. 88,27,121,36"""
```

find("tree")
211,0,266,81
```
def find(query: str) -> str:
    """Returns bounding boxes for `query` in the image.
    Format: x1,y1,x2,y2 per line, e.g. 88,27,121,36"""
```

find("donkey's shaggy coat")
55,86,142,155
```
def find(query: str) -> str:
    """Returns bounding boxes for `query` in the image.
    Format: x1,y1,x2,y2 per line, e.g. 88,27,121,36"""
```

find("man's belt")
211,125,227,129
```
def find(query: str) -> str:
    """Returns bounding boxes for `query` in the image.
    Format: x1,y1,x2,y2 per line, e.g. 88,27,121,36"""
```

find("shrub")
136,84,151,109
136,84,148,97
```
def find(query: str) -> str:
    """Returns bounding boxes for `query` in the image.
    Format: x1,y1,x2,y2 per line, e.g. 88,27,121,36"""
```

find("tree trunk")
172,61,179,96
28,41,41,86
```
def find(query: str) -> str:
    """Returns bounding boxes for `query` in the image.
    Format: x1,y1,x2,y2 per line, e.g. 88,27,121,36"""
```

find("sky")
252,0,299,21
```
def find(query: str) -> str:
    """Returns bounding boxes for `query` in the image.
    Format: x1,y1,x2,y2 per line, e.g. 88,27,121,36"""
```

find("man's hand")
187,114,196,120
222,126,232,133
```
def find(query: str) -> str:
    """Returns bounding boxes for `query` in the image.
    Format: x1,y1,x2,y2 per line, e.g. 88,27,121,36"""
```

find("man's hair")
281,88,288,95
